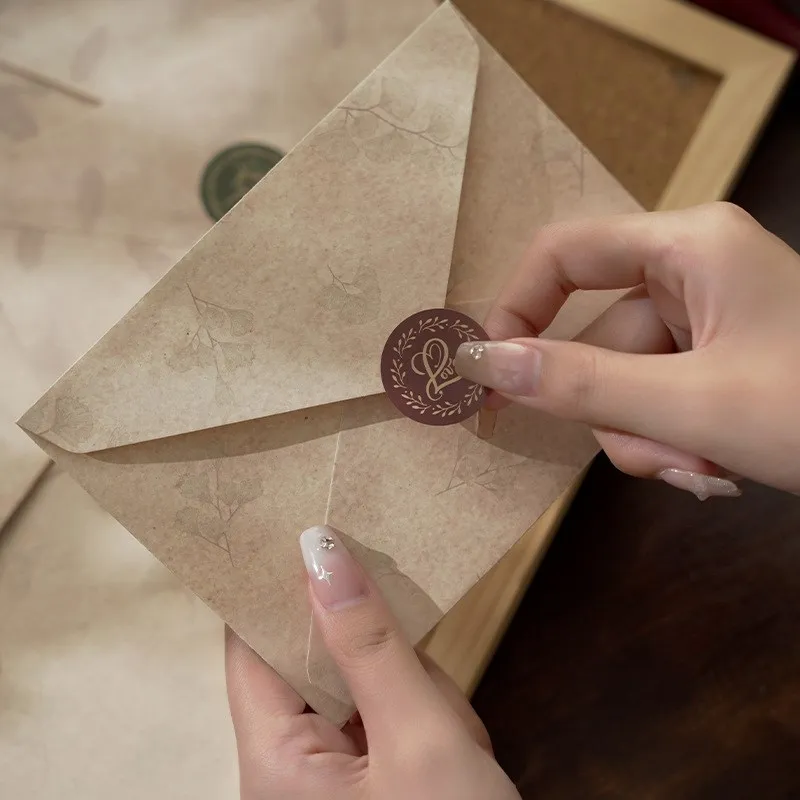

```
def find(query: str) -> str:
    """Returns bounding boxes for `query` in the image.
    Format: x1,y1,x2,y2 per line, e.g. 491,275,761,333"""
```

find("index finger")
225,625,306,738
483,209,688,341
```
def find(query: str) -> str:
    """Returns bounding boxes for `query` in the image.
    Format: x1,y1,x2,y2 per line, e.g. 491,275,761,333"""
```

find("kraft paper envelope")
20,3,640,722
0,0,432,526
1,0,434,244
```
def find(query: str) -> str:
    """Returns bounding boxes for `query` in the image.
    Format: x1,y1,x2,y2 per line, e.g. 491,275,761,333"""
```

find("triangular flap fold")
19,3,479,454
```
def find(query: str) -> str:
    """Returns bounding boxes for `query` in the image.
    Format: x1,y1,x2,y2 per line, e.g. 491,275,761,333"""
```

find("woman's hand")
226,525,520,800
455,202,800,498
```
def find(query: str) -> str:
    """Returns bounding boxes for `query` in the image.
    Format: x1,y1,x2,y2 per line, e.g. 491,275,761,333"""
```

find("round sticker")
200,143,284,222
381,308,488,426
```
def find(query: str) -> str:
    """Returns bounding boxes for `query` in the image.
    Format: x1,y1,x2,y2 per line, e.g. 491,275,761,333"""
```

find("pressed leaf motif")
51,396,94,446
166,286,256,406
314,71,464,171
439,430,526,495
312,127,359,165
425,107,455,143
320,263,381,325
380,76,416,120
228,309,254,337
362,129,413,164
347,109,379,139
219,341,254,371
174,461,264,565
176,472,213,504
175,505,226,547
217,474,262,508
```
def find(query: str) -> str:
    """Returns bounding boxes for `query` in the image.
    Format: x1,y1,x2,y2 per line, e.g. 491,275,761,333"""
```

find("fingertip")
594,429,718,480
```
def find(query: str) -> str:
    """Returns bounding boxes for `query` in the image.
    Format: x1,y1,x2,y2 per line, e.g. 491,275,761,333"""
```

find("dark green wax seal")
200,143,284,222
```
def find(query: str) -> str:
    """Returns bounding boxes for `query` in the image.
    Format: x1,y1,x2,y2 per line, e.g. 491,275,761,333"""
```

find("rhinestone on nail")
469,343,486,360
318,535,335,551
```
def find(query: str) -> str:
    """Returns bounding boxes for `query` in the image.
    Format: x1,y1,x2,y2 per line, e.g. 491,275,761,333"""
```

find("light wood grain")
555,0,795,210
422,474,583,695
423,0,794,696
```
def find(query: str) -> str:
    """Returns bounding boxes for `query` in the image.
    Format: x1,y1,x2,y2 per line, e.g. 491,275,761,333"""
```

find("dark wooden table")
473,68,800,799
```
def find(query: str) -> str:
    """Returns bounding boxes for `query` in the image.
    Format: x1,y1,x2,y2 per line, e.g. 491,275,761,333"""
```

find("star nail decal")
315,565,333,585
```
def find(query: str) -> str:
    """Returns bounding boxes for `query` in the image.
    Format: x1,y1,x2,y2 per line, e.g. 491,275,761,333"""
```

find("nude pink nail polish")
299,525,368,610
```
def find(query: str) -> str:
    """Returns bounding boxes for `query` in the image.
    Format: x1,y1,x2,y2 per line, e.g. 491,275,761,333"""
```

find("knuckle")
530,221,561,251
660,203,755,277
543,346,599,416
533,224,577,295
238,716,308,785
705,201,754,231
334,621,399,667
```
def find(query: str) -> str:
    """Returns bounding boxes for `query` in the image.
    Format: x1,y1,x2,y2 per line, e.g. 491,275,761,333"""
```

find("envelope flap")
19,4,479,454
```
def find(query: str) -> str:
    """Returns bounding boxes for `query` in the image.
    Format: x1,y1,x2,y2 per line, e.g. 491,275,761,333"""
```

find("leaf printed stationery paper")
19,3,640,722
2,3,442,798
0,0,434,524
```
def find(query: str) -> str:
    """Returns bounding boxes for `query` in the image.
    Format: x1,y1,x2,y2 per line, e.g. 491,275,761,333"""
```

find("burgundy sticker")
381,308,487,426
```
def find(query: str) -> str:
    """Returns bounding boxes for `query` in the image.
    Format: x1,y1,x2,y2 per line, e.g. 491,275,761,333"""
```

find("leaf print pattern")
319,263,381,325
70,26,109,83
53,396,95,445
174,461,264,565
229,309,255,337
15,226,46,268
24,395,95,447
166,286,255,407
312,75,466,169
219,341,254,371
438,429,526,495
310,127,359,166
380,76,416,120
0,84,38,141
348,110,378,139
175,472,212,504
361,129,413,164
76,166,105,234
425,107,455,143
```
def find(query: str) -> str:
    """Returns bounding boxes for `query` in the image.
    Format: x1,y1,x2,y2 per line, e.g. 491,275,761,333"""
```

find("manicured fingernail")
299,525,367,610
658,469,741,501
454,341,541,396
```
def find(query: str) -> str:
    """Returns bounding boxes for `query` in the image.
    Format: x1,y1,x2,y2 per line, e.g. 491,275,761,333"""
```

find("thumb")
299,526,455,746
455,338,715,449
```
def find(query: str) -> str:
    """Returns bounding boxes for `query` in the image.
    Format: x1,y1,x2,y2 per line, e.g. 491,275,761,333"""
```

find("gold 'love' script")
381,308,487,426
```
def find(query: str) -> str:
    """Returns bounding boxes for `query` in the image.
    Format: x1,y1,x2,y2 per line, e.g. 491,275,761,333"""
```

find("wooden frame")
423,0,795,695
558,0,795,210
